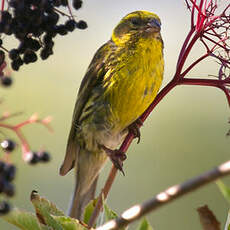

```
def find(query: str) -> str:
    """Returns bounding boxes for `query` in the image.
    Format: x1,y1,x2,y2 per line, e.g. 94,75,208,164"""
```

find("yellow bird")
60,10,164,219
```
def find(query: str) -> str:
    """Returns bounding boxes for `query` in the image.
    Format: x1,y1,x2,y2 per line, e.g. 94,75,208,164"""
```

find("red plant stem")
181,53,209,77
202,34,227,50
88,166,118,227
179,77,226,86
0,123,30,152
177,27,196,69
175,33,200,78
15,119,37,129
1,0,4,11
191,0,195,27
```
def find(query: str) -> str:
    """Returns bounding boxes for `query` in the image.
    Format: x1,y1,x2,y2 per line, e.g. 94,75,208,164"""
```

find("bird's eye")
130,18,141,26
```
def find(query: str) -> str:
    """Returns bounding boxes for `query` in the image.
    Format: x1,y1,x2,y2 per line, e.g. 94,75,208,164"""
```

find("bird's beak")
146,18,161,32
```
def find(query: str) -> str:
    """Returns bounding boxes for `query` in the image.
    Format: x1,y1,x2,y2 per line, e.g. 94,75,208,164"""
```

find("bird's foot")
101,145,126,175
128,118,143,144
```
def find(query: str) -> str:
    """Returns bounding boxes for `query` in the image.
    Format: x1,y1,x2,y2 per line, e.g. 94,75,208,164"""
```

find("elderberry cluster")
26,151,51,164
0,138,51,215
0,0,86,71
0,161,16,215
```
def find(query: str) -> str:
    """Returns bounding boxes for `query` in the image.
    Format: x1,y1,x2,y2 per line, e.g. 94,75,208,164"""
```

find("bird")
59,10,164,220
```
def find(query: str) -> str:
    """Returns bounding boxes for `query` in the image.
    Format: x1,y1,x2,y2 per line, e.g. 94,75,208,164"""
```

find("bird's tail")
68,175,98,219
67,148,107,220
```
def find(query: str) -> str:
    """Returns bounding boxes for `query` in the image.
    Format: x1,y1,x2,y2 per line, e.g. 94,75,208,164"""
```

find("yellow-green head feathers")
112,11,162,46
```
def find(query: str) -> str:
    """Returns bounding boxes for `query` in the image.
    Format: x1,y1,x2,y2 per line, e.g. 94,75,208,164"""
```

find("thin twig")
96,160,230,230
88,166,118,227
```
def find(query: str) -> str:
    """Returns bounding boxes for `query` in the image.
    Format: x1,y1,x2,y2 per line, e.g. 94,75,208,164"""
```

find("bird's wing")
60,41,115,176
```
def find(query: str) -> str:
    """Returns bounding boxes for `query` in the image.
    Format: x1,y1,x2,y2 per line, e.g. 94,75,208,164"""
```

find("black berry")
76,20,87,29
73,0,82,10
1,77,13,87
23,50,37,64
4,165,16,181
0,201,10,215
9,49,19,60
29,152,40,164
65,20,76,32
3,182,15,197
39,151,51,162
1,139,15,152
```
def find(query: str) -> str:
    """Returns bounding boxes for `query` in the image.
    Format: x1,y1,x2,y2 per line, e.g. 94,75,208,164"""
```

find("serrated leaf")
30,191,64,230
53,216,87,230
1,208,42,230
216,180,230,204
136,218,153,230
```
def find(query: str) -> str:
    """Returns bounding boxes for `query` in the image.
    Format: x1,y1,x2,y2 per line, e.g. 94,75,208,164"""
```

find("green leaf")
216,180,230,204
31,190,65,216
1,208,42,230
30,191,64,230
83,199,97,225
53,216,86,230
223,210,230,230
104,203,117,221
136,218,153,230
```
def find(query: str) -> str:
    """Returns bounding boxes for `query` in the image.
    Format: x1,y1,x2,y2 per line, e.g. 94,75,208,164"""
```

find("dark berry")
43,34,52,44
0,39,2,46
0,201,10,215
39,152,51,162
29,39,41,51
40,48,51,60
4,165,16,181
3,182,15,197
53,0,62,7
1,139,15,152
11,57,23,71
23,50,37,64
1,77,12,87
9,49,19,60
0,179,5,193
11,60,20,71
76,20,87,29
0,161,5,173
45,40,54,49
17,42,27,54
29,152,40,164
48,12,59,26
65,20,76,32
9,0,18,8
1,11,12,23
0,50,5,65
73,0,82,10
55,25,68,35
61,0,68,6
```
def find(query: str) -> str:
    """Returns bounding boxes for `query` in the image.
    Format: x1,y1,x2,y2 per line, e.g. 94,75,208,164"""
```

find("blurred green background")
0,0,230,229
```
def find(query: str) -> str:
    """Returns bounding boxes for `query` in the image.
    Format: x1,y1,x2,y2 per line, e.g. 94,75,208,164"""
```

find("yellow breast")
104,37,164,131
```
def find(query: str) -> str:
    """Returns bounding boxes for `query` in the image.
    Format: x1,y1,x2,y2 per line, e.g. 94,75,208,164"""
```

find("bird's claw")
101,145,126,175
128,118,143,144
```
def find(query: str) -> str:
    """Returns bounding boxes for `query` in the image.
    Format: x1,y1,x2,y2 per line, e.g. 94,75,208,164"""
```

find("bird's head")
112,11,162,46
